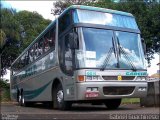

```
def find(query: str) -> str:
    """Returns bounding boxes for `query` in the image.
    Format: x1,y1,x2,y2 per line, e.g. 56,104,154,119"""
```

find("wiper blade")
117,37,137,71
100,47,113,71
100,37,117,71
119,46,137,71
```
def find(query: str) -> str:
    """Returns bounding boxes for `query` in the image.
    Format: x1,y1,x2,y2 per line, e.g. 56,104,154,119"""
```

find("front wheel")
54,84,72,110
104,99,121,110
18,93,23,106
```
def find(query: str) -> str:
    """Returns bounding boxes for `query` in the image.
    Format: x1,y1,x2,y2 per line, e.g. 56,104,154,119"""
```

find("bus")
10,5,148,110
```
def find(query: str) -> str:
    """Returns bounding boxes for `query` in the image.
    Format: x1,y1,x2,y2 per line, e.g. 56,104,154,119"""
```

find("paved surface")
0,102,159,120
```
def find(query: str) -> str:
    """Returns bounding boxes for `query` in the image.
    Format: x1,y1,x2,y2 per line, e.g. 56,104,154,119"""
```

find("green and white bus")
10,5,148,110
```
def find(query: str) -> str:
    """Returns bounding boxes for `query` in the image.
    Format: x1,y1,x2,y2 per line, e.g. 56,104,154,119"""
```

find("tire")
54,84,72,110
104,99,121,110
21,91,32,107
18,92,23,106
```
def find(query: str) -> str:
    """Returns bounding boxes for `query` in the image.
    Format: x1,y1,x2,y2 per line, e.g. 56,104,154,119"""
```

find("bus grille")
103,86,135,95
102,76,135,80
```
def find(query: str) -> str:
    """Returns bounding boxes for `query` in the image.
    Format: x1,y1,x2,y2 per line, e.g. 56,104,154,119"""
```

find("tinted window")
38,38,44,56
12,24,56,73
44,33,50,52
58,11,71,33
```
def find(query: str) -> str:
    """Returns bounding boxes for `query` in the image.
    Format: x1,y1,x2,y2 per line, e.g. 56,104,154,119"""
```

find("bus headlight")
86,87,92,92
86,87,99,98
92,87,98,92
141,77,146,81
135,77,146,81
86,87,98,92
86,76,99,80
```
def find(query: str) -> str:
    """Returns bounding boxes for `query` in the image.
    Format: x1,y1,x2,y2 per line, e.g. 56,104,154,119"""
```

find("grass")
122,98,140,104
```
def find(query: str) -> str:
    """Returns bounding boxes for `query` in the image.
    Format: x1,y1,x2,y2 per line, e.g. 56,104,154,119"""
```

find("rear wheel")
104,99,121,110
54,84,72,110
21,91,32,107
18,92,23,106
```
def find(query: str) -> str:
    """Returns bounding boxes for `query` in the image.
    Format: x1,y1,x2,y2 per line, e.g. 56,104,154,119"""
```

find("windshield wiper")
117,38,137,71
100,38,117,71
100,47,113,71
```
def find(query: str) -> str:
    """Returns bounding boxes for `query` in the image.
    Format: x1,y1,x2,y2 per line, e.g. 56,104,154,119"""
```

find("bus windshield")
73,9,138,30
76,28,146,70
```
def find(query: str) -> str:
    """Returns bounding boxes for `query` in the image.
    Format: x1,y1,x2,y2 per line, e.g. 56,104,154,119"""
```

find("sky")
1,1,160,81
1,1,56,20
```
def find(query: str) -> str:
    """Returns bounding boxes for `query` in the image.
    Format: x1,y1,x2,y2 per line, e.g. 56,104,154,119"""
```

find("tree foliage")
0,29,6,48
52,0,96,15
0,79,10,89
1,8,51,76
52,0,160,65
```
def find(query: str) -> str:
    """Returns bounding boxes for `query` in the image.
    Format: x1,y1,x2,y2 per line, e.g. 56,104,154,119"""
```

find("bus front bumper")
76,81,147,100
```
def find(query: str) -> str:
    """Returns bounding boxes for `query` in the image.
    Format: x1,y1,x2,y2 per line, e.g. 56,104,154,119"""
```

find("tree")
0,29,6,49
0,8,51,76
52,0,96,15
1,8,20,76
52,0,160,65
14,10,51,51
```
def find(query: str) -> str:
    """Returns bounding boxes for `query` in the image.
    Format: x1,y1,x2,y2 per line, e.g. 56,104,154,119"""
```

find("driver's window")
58,30,74,76
64,35,73,72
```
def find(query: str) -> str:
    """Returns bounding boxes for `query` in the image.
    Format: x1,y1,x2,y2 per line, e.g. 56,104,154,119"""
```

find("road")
0,102,159,120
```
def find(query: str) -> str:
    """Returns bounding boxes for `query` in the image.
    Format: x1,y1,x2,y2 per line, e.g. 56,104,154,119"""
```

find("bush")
0,79,11,102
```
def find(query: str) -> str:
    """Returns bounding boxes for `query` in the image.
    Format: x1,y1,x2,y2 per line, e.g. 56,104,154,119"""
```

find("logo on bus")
126,72,147,76
118,75,122,81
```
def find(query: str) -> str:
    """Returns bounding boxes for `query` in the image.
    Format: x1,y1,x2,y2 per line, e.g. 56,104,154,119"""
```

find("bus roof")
61,5,133,17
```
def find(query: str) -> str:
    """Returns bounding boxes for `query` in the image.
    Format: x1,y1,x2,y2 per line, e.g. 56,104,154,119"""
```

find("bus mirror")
69,32,78,49
142,38,146,55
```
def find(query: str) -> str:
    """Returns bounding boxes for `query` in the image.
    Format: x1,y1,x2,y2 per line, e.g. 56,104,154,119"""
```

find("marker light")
78,75,85,82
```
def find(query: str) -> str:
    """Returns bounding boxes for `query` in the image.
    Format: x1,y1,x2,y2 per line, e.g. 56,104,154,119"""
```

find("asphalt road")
0,102,159,120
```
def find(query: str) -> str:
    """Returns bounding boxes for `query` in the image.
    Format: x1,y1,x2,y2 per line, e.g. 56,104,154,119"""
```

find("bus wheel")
55,84,72,110
104,99,121,110
18,93,23,106
21,92,31,107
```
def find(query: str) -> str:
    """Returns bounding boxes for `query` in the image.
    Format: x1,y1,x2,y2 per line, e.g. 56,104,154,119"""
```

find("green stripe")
24,81,52,100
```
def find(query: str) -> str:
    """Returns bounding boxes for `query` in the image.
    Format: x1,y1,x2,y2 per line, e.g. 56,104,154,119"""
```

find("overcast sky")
1,1,159,80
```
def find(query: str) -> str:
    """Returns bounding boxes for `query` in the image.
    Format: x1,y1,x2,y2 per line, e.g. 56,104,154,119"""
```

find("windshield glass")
73,9,138,30
76,28,118,69
116,31,145,69
76,28,146,70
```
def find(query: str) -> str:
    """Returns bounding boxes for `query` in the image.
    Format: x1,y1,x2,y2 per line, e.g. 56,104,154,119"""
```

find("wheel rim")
22,96,25,104
19,95,21,103
57,90,63,103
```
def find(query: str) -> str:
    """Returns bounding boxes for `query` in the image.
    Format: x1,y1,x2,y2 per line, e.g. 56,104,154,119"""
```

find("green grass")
122,98,140,104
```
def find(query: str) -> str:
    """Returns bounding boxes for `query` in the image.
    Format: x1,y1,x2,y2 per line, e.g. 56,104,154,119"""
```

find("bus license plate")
85,92,99,98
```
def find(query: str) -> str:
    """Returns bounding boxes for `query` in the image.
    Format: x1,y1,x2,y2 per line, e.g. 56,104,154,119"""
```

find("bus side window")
49,28,55,49
29,47,34,63
44,33,50,52
64,34,73,72
38,38,44,56
34,42,39,59
25,51,29,65
20,54,25,68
